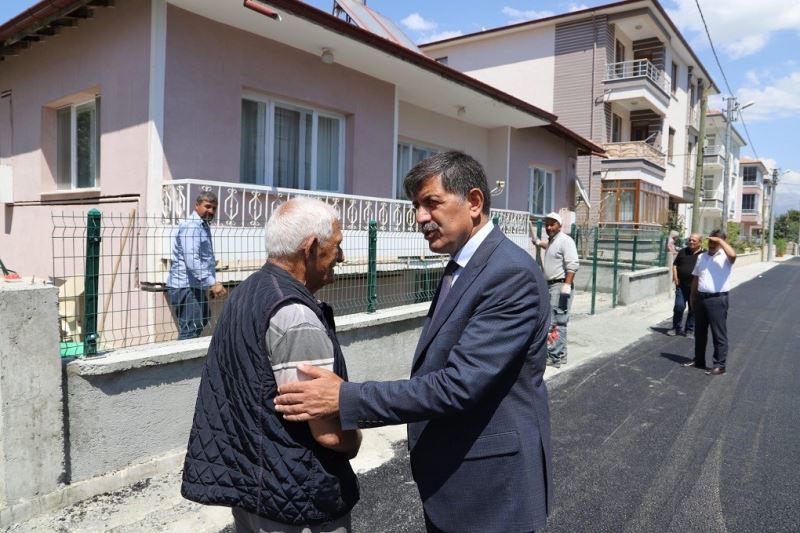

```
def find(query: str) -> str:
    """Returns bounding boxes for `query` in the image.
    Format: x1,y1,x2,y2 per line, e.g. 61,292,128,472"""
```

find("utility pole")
721,96,734,230
691,83,708,234
768,168,778,261
760,175,769,261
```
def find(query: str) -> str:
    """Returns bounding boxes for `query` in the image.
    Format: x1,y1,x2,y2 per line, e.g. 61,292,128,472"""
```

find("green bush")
776,238,787,256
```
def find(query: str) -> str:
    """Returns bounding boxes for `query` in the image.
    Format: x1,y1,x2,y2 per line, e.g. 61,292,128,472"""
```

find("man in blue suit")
276,151,553,532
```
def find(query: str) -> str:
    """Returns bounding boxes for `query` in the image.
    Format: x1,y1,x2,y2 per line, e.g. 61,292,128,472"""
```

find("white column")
147,0,167,217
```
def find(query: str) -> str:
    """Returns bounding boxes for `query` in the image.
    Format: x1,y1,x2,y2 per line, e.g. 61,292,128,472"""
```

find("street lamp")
722,98,755,229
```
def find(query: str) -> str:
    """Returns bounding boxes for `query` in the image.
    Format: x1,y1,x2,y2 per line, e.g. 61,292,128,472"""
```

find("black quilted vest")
181,262,359,524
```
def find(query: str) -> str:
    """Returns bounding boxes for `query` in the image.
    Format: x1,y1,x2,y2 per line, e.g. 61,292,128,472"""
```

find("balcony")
601,141,666,183
686,104,701,132
703,145,726,168
603,60,670,115
701,198,723,211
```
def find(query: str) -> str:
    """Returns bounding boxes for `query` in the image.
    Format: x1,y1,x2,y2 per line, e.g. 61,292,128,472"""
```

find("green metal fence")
52,211,670,357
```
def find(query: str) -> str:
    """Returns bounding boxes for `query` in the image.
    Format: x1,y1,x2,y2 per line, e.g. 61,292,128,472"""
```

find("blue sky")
3,0,799,214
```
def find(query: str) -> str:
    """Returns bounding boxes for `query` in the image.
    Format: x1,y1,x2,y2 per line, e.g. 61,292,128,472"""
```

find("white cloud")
568,3,590,12
502,6,555,24
667,0,800,59
426,30,463,42
736,70,800,121
401,13,437,32
774,170,800,215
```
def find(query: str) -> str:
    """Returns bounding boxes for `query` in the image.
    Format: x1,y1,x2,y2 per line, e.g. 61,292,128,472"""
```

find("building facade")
738,158,772,240
422,0,718,230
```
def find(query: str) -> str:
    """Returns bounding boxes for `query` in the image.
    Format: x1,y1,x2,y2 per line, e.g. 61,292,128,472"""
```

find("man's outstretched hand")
275,364,343,422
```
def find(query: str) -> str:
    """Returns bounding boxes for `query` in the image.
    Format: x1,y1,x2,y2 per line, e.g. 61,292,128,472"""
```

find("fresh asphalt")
349,257,800,532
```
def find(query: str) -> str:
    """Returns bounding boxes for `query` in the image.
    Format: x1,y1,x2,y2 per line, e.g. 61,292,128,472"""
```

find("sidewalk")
4,257,791,532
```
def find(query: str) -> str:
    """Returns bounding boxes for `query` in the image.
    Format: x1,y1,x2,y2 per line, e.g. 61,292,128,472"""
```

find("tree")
775,209,800,242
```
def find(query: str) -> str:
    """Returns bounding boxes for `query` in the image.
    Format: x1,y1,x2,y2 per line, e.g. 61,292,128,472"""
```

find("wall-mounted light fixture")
320,48,335,64
490,180,505,196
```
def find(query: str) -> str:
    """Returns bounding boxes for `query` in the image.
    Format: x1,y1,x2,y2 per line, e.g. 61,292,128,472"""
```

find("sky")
2,0,799,215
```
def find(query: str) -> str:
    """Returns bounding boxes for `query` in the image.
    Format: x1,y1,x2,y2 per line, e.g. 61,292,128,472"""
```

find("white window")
529,167,554,215
703,175,715,198
240,97,345,192
395,141,438,199
57,98,99,189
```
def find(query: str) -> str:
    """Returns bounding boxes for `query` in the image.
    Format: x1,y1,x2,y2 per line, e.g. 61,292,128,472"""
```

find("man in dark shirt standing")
668,232,702,337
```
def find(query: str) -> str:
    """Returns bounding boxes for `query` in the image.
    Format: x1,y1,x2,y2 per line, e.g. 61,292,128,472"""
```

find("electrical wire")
693,0,760,162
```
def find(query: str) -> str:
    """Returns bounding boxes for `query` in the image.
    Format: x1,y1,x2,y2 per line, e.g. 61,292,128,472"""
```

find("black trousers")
693,293,729,369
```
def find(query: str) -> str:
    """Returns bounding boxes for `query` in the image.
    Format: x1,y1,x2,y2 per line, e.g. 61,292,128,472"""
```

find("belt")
699,291,728,298
547,279,566,285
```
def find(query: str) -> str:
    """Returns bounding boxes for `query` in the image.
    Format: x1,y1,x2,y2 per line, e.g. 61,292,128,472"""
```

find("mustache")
421,222,440,234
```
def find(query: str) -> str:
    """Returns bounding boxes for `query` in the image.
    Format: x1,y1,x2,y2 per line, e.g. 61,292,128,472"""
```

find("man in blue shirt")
167,191,226,339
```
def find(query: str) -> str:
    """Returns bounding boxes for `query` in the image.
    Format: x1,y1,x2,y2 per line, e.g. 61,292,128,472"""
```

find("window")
529,167,553,215
611,114,622,143
601,180,668,225
706,134,716,147
703,175,715,198
615,40,625,63
57,98,100,189
742,166,758,183
395,142,438,199
240,97,345,191
742,194,756,211
668,127,675,163
671,62,678,94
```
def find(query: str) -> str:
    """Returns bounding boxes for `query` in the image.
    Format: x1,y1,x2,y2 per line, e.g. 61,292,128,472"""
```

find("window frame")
611,113,623,143
671,62,678,94
240,93,346,192
741,193,756,211
528,166,554,216
394,140,440,200
667,127,675,164
56,97,100,190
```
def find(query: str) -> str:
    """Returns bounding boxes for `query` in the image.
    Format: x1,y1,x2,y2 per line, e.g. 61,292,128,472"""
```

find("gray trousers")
547,282,573,363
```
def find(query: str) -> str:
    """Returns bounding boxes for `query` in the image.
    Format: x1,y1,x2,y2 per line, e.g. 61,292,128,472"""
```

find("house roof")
740,158,770,175
0,0,605,157
421,0,719,94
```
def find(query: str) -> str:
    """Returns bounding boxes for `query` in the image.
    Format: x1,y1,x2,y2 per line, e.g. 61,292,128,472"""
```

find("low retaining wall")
617,267,671,305
0,285,426,526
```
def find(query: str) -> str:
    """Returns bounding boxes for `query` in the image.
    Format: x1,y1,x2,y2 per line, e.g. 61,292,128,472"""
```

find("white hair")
266,197,340,258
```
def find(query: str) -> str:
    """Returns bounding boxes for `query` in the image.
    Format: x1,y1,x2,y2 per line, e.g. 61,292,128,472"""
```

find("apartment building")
696,110,747,235
422,0,718,230
738,158,772,240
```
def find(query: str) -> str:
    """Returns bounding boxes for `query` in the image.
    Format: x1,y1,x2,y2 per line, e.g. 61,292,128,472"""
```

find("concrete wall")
0,283,64,509
617,266,671,305
426,25,556,112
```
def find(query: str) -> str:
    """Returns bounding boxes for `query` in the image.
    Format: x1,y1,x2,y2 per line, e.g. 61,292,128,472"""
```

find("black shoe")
705,367,726,376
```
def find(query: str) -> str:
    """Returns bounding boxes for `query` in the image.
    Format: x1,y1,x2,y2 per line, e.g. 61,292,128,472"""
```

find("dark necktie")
431,260,459,322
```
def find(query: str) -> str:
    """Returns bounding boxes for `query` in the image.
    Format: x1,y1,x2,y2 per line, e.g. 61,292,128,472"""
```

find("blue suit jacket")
340,226,553,532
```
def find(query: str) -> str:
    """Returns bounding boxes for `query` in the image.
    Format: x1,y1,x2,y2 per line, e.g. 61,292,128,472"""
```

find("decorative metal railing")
161,179,531,238
605,59,669,92
603,141,666,168
703,145,726,158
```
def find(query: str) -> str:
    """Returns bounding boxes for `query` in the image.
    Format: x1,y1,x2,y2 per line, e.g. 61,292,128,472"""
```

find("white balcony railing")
703,144,726,158
605,59,670,92
161,179,531,237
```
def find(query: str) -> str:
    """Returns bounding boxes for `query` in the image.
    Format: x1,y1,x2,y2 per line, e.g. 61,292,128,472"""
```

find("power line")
737,109,760,161
693,0,733,96
693,0,761,161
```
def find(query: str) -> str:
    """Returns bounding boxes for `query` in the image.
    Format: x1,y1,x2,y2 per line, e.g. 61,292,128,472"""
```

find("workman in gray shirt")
533,212,579,368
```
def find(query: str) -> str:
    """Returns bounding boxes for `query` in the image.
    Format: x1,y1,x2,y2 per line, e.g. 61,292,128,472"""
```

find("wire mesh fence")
52,208,670,357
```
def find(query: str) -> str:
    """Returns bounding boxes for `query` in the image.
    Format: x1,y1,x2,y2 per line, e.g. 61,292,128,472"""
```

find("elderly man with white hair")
181,197,361,533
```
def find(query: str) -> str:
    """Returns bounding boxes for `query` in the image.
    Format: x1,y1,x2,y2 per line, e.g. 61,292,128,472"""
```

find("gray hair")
266,197,340,258
195,191,218,204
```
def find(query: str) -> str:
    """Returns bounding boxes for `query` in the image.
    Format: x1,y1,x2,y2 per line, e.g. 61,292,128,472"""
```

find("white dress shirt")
448,220,494,286
692,249,732,293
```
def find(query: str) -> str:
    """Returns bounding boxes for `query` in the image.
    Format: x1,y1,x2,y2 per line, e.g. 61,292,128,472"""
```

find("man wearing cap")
534,212,579,368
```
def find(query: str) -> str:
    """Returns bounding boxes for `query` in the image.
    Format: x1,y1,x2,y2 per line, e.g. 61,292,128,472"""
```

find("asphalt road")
351,257,800,532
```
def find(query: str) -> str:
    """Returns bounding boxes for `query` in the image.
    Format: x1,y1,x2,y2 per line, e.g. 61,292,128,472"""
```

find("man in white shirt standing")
534,212,579,368
684,229,737,376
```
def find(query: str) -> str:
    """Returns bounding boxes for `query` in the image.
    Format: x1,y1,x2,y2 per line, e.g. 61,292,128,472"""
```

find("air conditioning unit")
0,165,12,204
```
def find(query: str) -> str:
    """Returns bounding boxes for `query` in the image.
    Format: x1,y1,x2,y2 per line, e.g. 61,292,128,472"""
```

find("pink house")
0,0,602,278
